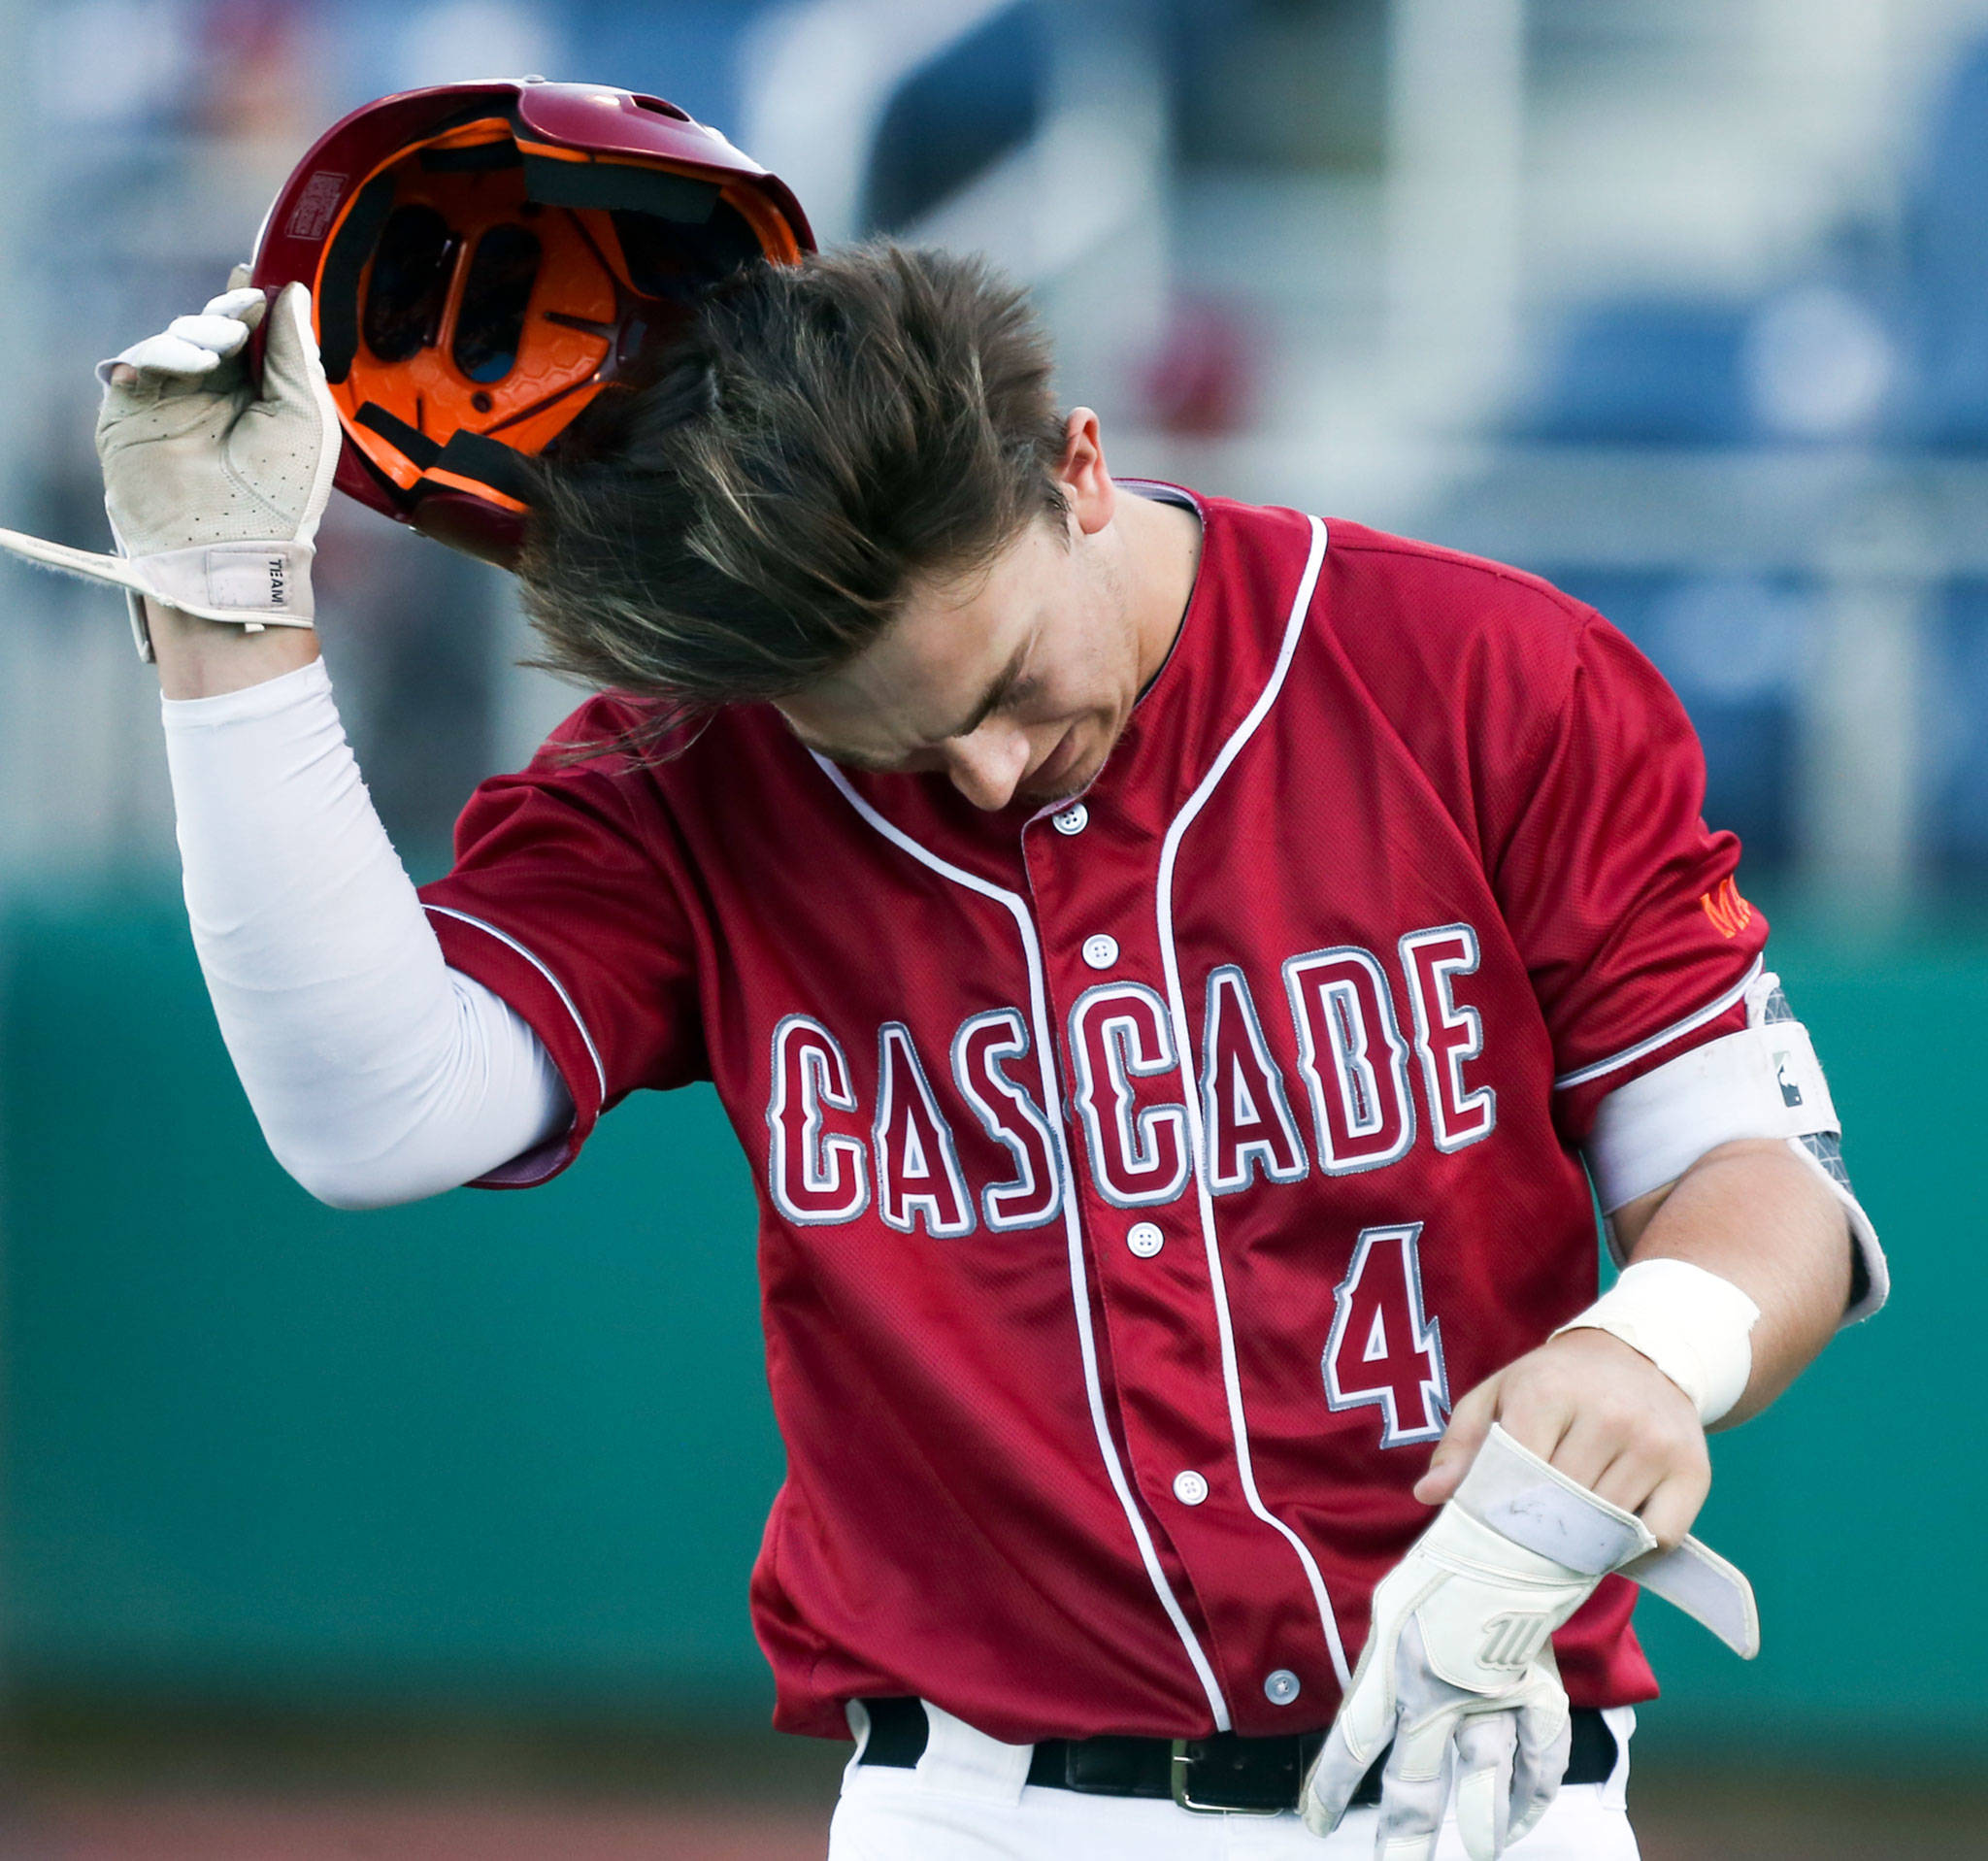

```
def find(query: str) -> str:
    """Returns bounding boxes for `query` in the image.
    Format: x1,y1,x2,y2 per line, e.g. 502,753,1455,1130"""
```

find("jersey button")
1051,803,1089,835
1172,1470,1209,1506
1081,933,1119,970
1264,1669,1302,1706
1127,1221,1164,1258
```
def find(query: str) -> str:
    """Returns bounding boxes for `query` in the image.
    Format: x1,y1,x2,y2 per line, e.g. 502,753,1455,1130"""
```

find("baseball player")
0,80,1883,1861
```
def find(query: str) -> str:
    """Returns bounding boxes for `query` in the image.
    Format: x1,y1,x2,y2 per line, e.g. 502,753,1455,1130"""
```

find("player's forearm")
1613,1136,1853,1427
146,597,321,699
162,657,571,1205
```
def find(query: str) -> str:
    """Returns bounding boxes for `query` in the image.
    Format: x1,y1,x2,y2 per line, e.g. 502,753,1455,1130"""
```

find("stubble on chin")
1019,720,1119,811
1021,775,1090,811
1016,753,1093,813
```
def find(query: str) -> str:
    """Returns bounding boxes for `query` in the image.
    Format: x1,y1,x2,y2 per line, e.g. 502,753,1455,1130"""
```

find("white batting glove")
1301,1479,1588,1858
1302,1424,1759,1859
105,286,270,380
0,277,340,659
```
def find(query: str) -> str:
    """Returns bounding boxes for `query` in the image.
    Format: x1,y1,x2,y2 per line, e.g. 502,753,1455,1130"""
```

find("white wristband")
1553,1258,1761,1424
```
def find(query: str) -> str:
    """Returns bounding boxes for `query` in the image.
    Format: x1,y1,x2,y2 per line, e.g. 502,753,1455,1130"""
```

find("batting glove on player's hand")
1303,1423,1705,1860
0,275,340,659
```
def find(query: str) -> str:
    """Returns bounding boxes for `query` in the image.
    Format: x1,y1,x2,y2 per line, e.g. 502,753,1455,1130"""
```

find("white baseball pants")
826,1703,1639,1860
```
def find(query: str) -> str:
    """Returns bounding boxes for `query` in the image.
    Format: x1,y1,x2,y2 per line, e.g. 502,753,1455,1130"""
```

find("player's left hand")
1303,1335,1710,1856
1304,1415,1698,1859
1300,1497,1583,1859
1414,1325,1710,1548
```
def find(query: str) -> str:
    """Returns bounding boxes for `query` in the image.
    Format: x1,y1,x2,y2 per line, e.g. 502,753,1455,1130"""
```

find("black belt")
857,1697,1616,1816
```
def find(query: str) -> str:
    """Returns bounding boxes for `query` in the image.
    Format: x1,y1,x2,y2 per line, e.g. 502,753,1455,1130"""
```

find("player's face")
776,412,1194,813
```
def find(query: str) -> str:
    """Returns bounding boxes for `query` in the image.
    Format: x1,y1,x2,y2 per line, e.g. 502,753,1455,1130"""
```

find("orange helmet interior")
313,114,804,519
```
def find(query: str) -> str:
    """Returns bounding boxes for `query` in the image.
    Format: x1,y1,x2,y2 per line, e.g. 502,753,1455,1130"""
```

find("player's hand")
1304,1425,1674,1860
0,274,340,660
1414,1326,1710,1550
1301,1435,1591,1859
97,277,340,618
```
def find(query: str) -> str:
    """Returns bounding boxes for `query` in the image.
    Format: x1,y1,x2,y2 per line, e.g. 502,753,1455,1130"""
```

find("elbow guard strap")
1585,1013,1836,1213
1583,970,1888,1324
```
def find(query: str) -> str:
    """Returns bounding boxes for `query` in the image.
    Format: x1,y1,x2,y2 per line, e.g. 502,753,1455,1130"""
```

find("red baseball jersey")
418,489,1769,1745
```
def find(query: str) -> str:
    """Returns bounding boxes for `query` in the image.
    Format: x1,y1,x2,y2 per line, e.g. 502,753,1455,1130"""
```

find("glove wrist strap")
1460,1424,1761,1658
1453,1424,1657,1574
137,542,316,626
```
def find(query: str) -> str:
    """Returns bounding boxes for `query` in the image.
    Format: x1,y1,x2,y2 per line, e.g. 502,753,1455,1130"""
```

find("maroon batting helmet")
250,78,814,566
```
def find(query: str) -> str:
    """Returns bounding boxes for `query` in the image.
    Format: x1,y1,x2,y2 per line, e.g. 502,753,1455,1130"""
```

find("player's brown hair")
516,242,1070,735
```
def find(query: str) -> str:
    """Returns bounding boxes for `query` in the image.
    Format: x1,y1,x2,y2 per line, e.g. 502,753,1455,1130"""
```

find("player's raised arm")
10,281,573,1207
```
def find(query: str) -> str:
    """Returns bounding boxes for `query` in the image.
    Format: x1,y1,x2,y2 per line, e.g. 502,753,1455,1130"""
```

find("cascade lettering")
766,922,1498,1234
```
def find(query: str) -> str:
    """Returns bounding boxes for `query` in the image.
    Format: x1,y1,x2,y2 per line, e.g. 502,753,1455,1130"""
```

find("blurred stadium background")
0,1,1981,1854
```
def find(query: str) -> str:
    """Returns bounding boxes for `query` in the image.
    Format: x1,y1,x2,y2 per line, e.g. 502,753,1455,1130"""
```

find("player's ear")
1058,408,1114,537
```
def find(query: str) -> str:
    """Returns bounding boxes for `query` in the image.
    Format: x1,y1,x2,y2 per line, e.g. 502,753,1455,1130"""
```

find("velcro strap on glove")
0,528,315,629
139,542,316,623
1455,1424,1759,1658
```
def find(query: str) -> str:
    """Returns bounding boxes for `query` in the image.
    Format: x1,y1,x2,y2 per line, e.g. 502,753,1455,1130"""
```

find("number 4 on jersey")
1322,1222,1449,1446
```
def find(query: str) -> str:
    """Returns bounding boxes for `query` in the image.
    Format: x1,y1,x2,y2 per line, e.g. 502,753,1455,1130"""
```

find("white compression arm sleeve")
161,657,572,1210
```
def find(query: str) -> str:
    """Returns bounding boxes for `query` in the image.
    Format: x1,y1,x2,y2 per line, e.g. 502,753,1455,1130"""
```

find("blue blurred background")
0,3,1982,1856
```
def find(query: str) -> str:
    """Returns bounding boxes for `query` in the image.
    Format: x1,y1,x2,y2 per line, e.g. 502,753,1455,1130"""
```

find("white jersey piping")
1152,513,1353,1689
422,904,610,1103
1552,953,1765,1090
810,755,1234,1732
